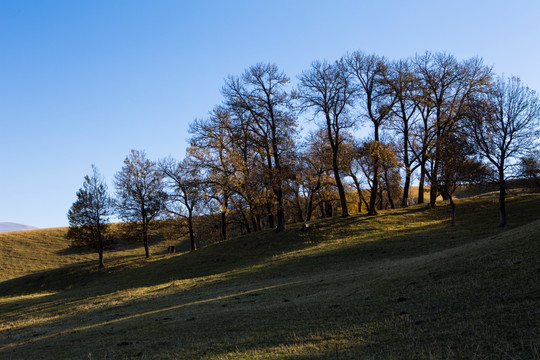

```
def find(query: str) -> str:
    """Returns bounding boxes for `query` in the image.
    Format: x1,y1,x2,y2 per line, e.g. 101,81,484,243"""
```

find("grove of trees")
67,50,540,265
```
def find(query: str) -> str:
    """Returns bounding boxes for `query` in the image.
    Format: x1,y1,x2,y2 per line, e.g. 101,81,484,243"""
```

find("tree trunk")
143,233,150,258
499,181,507,227
98,250,104,268
240,209,251,234
265,199,275,229
362,197,370,211
332,161,349,217
368,116,381,215
142,211,150,258
295,197,304,223
352,177,363,213
270,131,286,232
383,169,395,209
98,229,104,268
429,156,440,208
319,201,325,218
221,211,228,240
99,237,105,267
275,187,286,232
98,245,104,268
256,214,262,231
368,163,379,215
401,124,411,208
401,169,411,208
449,195,456,227
251,217,258,233
326,113,349,218
387,188,395,209
188,216,197,251
418,165,425,204
429,187,437,207
326,200,334,217
306,193,314,221
378,187,384,210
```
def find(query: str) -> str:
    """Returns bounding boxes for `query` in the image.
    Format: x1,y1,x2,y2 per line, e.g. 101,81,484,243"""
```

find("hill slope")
0,226,183,282
0,194,539,359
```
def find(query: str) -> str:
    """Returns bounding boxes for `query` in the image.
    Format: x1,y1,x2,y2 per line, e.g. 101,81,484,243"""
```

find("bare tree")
345,51,396,215
160,157,204,251
223,63,296,232
67,165,113,268
298,129,336,220
378,140,402,210
188,107,236,240
296,60,355,217
466,76,540,226
409,78,435,205
386,59,421,207
413,52,492,207
225,105,274,232
115,150,167,258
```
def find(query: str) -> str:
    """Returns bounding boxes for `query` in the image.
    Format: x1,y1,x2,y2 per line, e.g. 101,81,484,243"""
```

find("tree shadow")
1,195,538,358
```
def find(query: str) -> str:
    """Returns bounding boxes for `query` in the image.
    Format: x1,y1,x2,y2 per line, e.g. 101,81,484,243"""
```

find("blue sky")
1,0,539,228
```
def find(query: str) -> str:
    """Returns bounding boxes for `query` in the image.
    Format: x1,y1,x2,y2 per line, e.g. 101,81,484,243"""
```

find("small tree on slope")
67,165,113,268
115,150,167,258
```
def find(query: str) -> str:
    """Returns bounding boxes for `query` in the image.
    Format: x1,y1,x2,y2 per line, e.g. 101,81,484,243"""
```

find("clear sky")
1,0,539,228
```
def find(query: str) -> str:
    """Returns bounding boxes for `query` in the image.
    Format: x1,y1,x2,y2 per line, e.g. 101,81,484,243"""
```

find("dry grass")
0,227,91,282
1,194,539,359
0,225,188,282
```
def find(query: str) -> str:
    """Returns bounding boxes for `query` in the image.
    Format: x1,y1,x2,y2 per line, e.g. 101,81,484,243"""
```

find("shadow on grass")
1,194,539,358
3,217,540,359
2,194,537,298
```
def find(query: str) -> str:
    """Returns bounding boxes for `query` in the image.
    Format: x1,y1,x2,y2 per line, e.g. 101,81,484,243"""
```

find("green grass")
1,194,539,359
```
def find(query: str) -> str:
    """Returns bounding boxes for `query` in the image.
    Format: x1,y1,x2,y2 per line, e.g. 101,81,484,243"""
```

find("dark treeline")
67,51,540,265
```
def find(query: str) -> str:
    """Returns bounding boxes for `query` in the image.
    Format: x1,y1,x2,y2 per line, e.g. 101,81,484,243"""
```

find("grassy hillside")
0,227,90,282
0,225,189,282
1,194,539,359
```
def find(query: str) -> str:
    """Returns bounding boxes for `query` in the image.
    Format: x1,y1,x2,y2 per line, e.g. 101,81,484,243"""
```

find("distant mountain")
0,222,38,232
